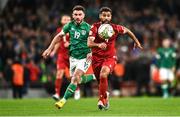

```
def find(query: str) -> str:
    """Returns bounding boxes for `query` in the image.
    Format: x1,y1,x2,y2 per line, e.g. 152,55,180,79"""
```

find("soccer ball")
98,24,114,40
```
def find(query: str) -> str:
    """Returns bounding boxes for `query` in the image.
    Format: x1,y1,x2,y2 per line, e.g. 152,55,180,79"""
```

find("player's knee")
71,75,81,84
71,76,78,84
100,71,108,78
56,70,64,79
100,67,110,78
75,75,82,84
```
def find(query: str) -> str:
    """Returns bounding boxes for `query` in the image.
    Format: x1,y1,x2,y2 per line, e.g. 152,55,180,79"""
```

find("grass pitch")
0,97,180,116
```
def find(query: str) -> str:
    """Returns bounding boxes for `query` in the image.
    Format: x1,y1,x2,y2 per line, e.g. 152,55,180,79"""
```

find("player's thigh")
159,68,169,81
103,58,117,73
76,58,92,73
56,56,69,70
70,58,84,83
56,69,65,79
69,57,77,77
100,66,111,78
92,63,102,82
167,69,175,81
72,68,84,83
64,67,70,79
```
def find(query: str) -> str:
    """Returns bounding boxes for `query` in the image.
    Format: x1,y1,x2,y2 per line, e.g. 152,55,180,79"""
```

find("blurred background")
0,0,180,99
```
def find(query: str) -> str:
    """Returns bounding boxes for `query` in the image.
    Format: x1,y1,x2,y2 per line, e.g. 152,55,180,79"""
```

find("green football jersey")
156,47,176,68
63,21,91,59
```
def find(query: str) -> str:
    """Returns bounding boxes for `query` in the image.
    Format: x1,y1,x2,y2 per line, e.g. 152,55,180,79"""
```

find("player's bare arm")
62,33,70,48
50,43,60,57
42,31,65,59
88,36,107,50
124,27,143,49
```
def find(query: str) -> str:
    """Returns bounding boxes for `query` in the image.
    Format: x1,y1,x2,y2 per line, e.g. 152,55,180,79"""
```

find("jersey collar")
73,20,85,26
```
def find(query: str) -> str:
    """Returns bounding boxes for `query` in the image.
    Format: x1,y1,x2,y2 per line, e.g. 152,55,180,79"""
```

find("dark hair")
99,7,112,14
73,5,85,12
61,14,70,18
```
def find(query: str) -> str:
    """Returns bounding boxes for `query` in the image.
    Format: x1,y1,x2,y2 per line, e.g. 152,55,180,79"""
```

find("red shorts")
92,57,117,81
56,54,69,70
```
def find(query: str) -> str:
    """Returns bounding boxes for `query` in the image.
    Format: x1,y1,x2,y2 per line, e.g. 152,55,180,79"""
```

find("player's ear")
83,12,85,18
99,14,101,19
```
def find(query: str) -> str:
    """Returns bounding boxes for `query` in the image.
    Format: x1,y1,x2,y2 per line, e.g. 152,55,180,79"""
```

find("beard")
76,20,81,23
75,20,83,25
101,19,110,24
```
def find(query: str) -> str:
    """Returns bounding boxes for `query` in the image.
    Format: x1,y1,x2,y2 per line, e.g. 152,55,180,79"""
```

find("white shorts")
69,53,92,77
159,68,174,81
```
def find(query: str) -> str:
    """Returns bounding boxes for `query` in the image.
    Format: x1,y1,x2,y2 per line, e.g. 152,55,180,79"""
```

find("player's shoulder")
67,21,74,26
110,23,124,28
110,23,117,26
158,47,163,50
56,27,62,33
157,47,164,52
93,22,101,25
81,21,91,29
63,21,73,29
64,21,74,27
81,21,89,26
170,47,175,50
91,22,101,28
169,47,176,53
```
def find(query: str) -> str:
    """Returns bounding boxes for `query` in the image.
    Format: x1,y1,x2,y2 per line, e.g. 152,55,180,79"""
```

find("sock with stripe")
63,83,77,100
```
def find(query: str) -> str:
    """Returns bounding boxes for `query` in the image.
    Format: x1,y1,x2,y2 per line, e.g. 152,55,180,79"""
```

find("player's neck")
74,20,84,25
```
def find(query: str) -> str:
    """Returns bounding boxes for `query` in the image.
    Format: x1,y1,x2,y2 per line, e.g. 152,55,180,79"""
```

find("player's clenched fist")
42,48,52,59
133,43,143,50
98,42,107,50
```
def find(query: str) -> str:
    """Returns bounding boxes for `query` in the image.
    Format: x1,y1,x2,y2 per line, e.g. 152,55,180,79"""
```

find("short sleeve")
63,23,70,34
56,27,62,33
117,25,125,34
89,24,97,38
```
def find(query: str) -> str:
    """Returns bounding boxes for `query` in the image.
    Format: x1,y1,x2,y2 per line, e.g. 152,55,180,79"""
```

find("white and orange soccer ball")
98,24,114,40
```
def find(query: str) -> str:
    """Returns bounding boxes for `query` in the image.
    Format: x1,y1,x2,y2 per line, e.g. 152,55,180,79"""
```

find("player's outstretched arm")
42,32,65,59
124,27,143,49
87,36,107,50
50,43,60,57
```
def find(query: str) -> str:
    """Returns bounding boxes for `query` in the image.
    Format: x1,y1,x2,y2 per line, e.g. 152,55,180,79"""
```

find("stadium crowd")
0,0,180,98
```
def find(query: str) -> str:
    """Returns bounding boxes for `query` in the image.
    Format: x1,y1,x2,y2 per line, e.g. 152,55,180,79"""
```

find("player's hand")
64,42,70,48
133,43,143,50
50,50,56,57
42,48,52,59
98,42,107,50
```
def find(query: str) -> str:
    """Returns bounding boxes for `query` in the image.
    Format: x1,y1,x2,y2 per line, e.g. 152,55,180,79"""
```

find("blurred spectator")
22,61,30,95
26,59,40,82
135,55,151,96
11,58,24,99
3,59,13,84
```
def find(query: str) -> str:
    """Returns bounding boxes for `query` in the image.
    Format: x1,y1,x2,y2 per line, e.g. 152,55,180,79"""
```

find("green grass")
0,97,180,116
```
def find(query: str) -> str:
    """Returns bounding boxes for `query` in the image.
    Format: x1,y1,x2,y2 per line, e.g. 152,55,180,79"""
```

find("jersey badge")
81,30,86,35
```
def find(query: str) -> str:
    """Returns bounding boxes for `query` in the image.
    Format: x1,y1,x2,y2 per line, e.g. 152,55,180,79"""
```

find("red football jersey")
56,27,69,56
89,22,125,60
